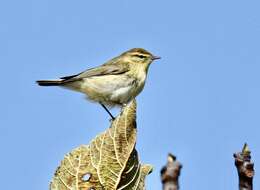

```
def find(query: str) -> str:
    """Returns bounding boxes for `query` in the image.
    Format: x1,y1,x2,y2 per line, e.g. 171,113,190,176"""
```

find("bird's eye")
136,55,146,59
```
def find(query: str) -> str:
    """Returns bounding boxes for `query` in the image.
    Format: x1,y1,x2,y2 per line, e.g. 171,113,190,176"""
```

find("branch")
160,153,182,190
233,143,254,190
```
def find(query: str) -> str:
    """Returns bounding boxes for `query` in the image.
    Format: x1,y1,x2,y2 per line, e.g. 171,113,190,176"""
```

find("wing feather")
60,60,129,83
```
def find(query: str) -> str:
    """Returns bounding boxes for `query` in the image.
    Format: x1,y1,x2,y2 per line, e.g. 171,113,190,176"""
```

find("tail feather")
36,80,63,86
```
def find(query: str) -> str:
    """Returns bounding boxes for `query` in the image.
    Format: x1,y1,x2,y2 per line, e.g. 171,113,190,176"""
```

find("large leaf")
50,100,152,190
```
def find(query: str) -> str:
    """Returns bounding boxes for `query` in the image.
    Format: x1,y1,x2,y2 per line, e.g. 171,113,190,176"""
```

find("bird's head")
121,48,160,65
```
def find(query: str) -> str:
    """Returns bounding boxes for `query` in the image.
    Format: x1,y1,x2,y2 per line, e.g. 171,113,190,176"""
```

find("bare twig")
160,153,182,190
233,143,254,190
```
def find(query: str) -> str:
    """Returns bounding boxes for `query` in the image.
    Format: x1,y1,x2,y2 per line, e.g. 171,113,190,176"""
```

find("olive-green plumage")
37,48,160,107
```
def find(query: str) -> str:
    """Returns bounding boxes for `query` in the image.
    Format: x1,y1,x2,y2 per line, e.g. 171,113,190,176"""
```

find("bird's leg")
100,103,115,120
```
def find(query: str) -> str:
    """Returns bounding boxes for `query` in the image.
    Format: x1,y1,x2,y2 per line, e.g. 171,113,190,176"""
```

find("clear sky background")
1,0,260,189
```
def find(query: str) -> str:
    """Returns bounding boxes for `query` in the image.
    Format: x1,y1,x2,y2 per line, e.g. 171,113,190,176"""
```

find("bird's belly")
78,75,144,106
110,84,141,104
110,86,132,102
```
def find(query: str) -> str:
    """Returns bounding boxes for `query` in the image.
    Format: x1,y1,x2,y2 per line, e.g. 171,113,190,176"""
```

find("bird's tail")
36,80,64,86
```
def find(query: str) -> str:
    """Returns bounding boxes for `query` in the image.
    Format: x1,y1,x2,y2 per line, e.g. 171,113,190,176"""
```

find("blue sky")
1,0,260,189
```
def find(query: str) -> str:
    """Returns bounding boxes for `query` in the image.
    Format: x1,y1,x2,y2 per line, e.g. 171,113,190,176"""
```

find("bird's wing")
60,62,129,82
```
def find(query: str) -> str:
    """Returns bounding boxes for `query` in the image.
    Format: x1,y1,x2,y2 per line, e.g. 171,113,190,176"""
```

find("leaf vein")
58,176,72,190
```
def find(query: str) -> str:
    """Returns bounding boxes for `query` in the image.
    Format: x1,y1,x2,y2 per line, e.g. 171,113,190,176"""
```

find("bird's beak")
152,56,161,61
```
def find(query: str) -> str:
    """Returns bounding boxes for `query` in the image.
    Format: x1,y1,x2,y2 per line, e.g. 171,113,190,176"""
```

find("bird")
37,48,160,119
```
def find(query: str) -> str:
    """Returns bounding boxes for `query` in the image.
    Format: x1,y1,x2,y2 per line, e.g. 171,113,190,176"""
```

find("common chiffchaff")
37,48,160,119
